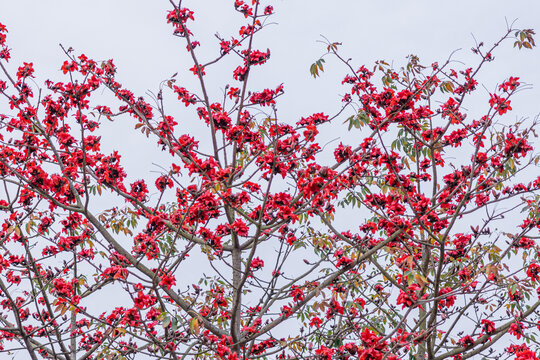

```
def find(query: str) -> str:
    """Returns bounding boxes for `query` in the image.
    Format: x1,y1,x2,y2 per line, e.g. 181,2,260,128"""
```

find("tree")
0,1,539,359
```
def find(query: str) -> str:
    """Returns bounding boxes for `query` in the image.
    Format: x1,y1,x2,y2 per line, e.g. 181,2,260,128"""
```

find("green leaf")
162,315,171,328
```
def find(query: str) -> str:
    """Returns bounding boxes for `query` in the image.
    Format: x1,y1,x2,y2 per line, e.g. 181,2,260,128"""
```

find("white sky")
2,0,539,210
1,1,540,357
2,0,540,254
2,1,539,114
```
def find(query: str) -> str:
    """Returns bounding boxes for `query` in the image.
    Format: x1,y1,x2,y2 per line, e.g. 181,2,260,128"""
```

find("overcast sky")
2,0,539,231
1,0,539,190
1,0,538,212
2,1,539,112
1,2,539,357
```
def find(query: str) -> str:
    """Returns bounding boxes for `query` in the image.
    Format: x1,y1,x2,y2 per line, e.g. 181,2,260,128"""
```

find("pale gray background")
1,1,540,358
1,1,539,172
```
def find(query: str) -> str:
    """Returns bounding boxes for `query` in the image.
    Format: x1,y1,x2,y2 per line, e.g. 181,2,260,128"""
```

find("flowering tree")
0,1,539,359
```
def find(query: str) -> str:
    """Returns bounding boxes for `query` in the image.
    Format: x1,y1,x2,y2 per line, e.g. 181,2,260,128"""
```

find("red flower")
289,285,304,302
155,175,173,192
457,335,474,348
309,317,322,328
233,66,248,81
504,133,533,158
134,291,156,309
509,321,525,339
130,180,148,201
315,346,334,360
499,77,520,92
396,283,420,308
102,266,129,280
250,257,264,270
515,349,540,360
438,287,456,308
527,264,540,282
281,304,293,317
481,319,496,335
489,94,512,115
61,60,78,74
189,65,205,76
16,62,34,79
159,273,176,290
231,219,249,237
